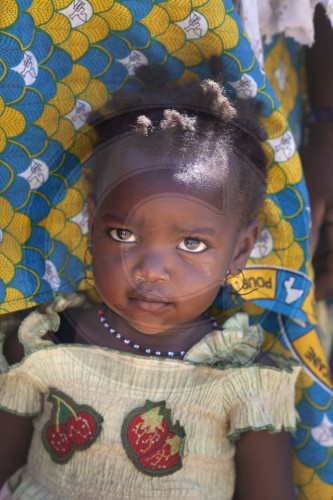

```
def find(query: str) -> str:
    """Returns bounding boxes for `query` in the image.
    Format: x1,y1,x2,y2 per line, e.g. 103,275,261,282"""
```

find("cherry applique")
42,388,104,464
121,400,186,477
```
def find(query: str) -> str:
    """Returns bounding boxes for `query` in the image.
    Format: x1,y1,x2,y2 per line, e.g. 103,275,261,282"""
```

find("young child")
0,79,300,499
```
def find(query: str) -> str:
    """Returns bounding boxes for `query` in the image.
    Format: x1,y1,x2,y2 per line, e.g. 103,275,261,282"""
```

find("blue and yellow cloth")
0,1,332,497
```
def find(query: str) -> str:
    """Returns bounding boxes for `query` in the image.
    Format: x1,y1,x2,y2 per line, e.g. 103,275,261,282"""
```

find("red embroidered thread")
121,400,186,477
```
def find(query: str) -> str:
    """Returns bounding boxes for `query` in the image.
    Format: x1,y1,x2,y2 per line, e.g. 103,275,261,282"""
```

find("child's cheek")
202,264,212,277
93,252,128,286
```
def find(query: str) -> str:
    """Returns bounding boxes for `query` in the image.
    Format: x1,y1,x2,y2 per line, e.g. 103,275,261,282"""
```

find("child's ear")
228,220,260,276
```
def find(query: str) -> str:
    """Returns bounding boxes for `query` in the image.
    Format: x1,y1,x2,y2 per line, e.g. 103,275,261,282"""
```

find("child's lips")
129,295,171,312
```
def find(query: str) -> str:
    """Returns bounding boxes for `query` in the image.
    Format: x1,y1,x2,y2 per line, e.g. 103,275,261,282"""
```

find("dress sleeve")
225,363,301,441
0,311,49,417
0,360,43,417
0,293,85,417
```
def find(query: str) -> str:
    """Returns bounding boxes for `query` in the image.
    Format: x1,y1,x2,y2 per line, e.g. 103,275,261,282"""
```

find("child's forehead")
93,169,239,228
92,172,245,244
114,168,216,197
92,132,179,195
92,132,233,208
93,164,228,217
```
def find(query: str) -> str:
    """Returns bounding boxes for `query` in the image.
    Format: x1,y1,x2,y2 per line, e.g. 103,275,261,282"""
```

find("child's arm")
234,430,295,500
0,410,34,487
0,331,34,486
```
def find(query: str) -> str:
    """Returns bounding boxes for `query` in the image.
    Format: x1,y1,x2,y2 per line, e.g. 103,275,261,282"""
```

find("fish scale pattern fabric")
0,1,332,497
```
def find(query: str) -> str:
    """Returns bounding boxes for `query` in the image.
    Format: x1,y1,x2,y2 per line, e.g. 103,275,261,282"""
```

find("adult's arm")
303,4,333,299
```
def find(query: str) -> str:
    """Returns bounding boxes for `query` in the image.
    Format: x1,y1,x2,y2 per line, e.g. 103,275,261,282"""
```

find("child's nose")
132,250,170,284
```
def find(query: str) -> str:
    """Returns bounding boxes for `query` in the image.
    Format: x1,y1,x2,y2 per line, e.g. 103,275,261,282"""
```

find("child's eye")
109,229,136,242
177,238,207,253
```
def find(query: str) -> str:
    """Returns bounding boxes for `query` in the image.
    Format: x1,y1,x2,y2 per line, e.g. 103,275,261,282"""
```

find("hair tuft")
134,115,154,136
160,109,196,132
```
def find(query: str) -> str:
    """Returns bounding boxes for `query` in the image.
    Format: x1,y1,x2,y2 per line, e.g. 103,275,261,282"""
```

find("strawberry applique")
121,400,186,477
42,388,103,464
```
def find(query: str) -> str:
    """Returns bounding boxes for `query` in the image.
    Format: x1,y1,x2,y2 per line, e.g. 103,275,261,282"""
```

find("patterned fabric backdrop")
0,1,332,497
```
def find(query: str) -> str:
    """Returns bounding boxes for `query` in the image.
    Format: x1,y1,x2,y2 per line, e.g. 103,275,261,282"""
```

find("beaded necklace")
98,308,218,358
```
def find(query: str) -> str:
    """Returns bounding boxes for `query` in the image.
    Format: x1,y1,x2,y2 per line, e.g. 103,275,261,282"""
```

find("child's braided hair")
88,62,268,225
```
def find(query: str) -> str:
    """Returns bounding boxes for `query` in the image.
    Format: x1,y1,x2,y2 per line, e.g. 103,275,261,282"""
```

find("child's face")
89,166,258,335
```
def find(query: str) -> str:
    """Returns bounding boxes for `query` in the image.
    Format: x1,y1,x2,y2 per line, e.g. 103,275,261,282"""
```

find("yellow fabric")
0,311,300,499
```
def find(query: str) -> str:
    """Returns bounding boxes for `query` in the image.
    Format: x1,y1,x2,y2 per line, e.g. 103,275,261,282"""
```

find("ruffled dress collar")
185,313,263,366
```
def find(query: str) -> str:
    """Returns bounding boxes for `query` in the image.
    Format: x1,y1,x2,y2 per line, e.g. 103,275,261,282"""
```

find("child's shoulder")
185,312,299,374
3,328,24,365
2,300,103,366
